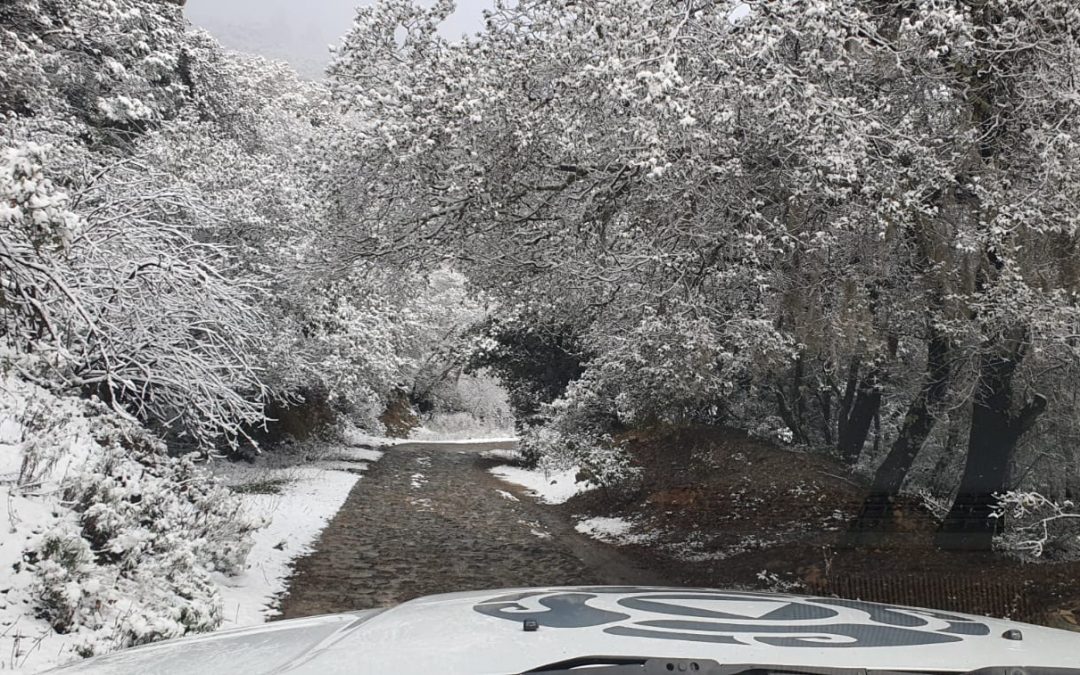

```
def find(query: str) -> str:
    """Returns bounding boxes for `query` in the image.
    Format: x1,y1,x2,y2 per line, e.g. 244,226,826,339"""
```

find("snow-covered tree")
327,0,1080,549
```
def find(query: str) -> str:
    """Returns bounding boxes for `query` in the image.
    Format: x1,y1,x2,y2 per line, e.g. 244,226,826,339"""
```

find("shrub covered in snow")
510,310,798,482
518,425,640,491
3,366,263,657
37,457,259,646
577,312,735,429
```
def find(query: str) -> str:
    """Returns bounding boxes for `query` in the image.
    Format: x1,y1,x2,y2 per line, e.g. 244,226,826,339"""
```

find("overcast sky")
184,0,493,80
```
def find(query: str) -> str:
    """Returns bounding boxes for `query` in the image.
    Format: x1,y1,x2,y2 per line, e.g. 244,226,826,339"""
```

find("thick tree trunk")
836,367,881,465
936,336,1047,551
871,333,952,496
848,333,952,543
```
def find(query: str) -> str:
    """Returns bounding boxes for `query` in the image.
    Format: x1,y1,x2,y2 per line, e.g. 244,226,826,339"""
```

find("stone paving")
276,441,667,619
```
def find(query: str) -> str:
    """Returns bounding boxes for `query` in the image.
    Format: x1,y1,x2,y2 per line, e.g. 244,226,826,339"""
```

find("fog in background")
184,0,493,80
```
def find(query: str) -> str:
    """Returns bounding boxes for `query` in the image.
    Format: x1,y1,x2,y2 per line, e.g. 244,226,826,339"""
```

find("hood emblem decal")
473,588,991,648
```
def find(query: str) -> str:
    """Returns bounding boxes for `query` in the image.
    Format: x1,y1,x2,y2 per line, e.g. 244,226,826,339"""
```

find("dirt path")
276,441,669,619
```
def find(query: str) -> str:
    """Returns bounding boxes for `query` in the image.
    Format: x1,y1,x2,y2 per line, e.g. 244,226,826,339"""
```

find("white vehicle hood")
47,586,1080,674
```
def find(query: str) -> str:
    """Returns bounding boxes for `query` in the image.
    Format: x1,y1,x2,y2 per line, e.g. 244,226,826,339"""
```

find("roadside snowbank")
489,464,594,505
575,516,656,545
343,426,409,449
480,448,523,461
409,434,519,445
409,406,514,441
211,444,382,628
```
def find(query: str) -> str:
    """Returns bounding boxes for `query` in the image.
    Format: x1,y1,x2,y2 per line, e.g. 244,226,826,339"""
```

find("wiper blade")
517,657,1080,675
518,656,916,675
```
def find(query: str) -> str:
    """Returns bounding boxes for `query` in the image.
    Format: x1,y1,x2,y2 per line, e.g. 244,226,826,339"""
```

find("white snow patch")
489,465,593,505
409,497,434,512
406,434,519,445
0,442,20,477
341,425,406,449
211,448,373,629
406,406,514,441
480,448,523,462
0,374,124,672
410,472,427,489
344,418,517,446
0,487,73,674
340,446,384,463
322,460,369,473
317,446,384,474
517,519,551,539
575,516,656,546
496,489,519,502
729,2,751,24
0,417,21,444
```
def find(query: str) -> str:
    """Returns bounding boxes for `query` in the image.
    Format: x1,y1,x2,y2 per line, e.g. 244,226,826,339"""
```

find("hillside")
556,427,1080,629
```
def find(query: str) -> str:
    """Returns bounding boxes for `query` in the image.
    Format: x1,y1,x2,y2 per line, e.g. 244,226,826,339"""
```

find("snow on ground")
407,432,519,444
1,489,73,674
345,421,516,447
407,409,515,442
0,376,112,673
209,446,382,629
489,464,594,505
344,446,386,463
496,489,519,501
575,516,656,546
517,518,551,539
480,448,523,461
409,497,434,512
342,426,408,449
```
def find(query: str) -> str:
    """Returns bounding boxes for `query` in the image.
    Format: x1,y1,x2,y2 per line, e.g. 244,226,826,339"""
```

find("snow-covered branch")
993,491,1080,561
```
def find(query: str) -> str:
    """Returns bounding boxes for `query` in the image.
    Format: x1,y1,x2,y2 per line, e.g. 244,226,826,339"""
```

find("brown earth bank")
559,426,1080,631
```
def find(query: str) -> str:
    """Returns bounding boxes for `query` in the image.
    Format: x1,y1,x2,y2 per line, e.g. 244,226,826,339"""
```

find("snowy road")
276,441,666,618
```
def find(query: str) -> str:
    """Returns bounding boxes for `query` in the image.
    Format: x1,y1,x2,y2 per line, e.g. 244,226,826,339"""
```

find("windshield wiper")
517,657,915,675
516,657,1080,675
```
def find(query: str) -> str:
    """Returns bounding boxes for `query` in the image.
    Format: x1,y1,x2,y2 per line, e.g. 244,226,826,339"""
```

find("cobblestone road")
276,441,667,619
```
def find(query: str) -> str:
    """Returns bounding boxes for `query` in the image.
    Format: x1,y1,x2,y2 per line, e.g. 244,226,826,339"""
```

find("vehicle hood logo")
473,587,991,648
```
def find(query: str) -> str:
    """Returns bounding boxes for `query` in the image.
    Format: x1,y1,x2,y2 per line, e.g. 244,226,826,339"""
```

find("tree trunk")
773,356,810,445
871,333,952,496
837,367,881,465
836,359,859,445
871,409,881,456
848,333,952,543
936,335,1047,551
816,387,833,446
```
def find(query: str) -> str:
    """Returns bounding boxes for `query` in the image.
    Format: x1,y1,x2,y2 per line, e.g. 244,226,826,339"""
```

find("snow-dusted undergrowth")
1,366,261,672
1,371,388,673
